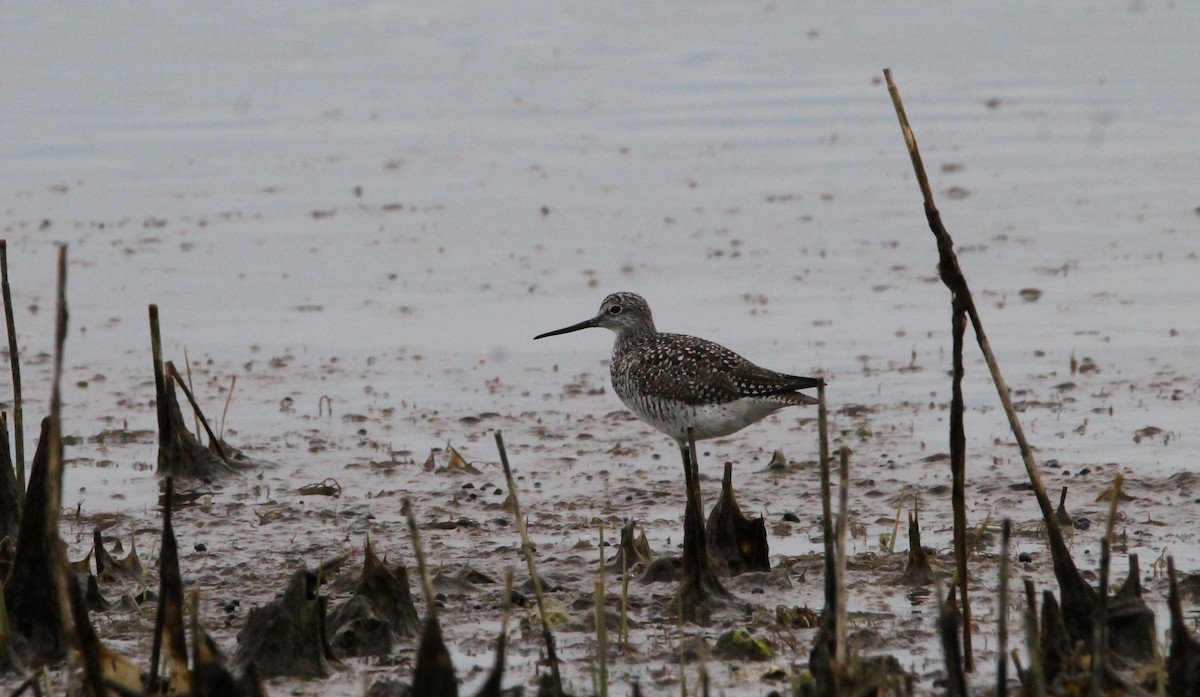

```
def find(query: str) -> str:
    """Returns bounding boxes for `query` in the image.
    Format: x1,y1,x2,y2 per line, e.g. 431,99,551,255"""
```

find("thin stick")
147,479,174,690
0,241,25,500
835,446,850,668
620,541,630,648
495,430,564,694
595,579,609,697
950,300,974,669
818,383,835,608
402,498,438,618
938,579,967,697
883,67,1070,583
501,568,514,634
149,305,169,455
596,521,608,695
598,520,606,590
887,91,933,203
219,374,237,442
47,245,77,679
813,382,840,692
483,568,514,695
1022,579,1048,697
1090,474,1124,694
888,490,904,554
997,519,1011,697
183,349,202,440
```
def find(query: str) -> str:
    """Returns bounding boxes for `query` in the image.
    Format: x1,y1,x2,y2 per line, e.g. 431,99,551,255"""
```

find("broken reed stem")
1101,474,1124,558
47,245,77,678
620,544,630,648
813,381,841,693
0,576,9,665
402,498,438,619
165,361,229,462
501,568,514,634
598,520,606,590
219,374,237,442
494,430,564,693
888,491,904,554
1090,474,1124,693
950,302,974,670
884,73,934,205
938,579,967,697
817,382,830,501
595,579,609,697
0,241,25,502
883,67,1066,572
187,588,203,679
835,446,850,668
1090,537,1110,695
149,305,169,453
184,349,202,442
997,519,1011,697
148,479,174,690
817,383,836,610
497,568,514,683
1022,579,1048,697
596,521,609,697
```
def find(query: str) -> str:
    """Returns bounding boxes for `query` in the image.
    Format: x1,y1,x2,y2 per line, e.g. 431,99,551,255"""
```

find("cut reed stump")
92,528,144,586
413,617,458,697
327,541,422,657
405,499,459,697
147,479,189,694
606,519,653,573
0,240,27,500
70,573,141,695
705,462,770,576
1168,557,1200,694
0,414,20,550
472,571,514,697
231,567,340,679
2,417,68,664
899,510,935,585
83,579,114,619
149,305,252,481
938,583,967,697
1107,555,1155,661
189,589,243,697
155,370,244,480
5,247,73,671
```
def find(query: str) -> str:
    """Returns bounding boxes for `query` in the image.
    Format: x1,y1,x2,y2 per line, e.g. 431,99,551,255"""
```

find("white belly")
618,394,787,443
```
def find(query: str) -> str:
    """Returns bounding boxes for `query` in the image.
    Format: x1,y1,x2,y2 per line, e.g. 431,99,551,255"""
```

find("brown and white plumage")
535,292,823,445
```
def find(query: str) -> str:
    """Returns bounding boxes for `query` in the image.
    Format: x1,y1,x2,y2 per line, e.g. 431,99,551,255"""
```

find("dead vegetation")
2,75,1199,697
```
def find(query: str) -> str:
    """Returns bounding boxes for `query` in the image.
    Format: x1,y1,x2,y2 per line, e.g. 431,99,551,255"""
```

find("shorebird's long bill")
534,316,601,340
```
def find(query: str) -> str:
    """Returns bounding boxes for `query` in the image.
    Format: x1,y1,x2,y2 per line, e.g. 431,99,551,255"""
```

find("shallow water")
3,1,1200,694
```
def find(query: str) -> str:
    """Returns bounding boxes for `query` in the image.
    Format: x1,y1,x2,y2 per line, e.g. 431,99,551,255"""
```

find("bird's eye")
609,305,622,315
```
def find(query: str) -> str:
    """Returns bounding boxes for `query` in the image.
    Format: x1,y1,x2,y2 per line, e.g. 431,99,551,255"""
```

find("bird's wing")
626,334,819,406
732,362,825,397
